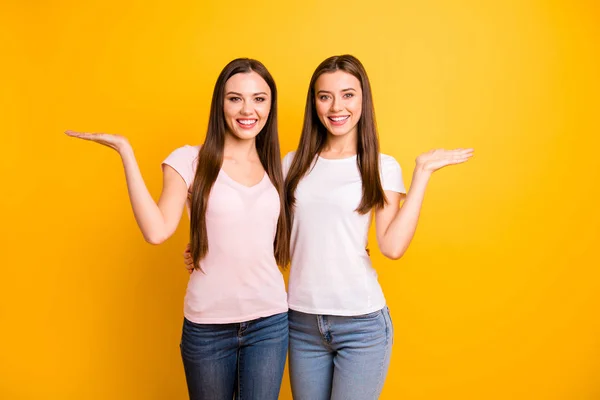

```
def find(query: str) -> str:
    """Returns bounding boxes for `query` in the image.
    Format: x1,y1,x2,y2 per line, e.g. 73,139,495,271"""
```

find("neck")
323,129,358,155
223,132,259,161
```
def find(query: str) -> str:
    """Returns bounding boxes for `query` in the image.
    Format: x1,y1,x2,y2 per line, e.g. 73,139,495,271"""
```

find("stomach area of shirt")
185,278,287,316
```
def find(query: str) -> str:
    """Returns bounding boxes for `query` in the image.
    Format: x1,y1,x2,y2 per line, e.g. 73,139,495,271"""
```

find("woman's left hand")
415,148,474,173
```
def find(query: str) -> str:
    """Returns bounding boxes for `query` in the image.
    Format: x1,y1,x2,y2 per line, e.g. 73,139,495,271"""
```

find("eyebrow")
316,88,357,94
226,91,269,96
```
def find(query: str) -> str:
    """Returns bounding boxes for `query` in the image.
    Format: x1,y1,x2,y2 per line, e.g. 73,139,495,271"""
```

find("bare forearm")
377,147,474,259
65,130,183,243
119,145,169,244
381,168,431,259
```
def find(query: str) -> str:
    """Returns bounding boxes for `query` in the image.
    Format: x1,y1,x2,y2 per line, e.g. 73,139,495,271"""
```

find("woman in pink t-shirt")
66,58,290,400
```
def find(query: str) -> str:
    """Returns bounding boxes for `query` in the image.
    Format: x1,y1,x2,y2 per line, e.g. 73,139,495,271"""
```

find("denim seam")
374,309,390,397
237,322,243,400
237,345,242,400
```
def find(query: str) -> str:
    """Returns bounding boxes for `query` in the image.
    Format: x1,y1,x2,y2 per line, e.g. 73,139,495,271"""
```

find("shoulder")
379,153,401,171
173,144,201,158
164,144,200,164
282,151,297,176
162,145,201,188
379,153,406,193
283,151,296,164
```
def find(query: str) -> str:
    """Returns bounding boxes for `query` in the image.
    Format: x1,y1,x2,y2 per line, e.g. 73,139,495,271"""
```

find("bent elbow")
383,247,406,260
144,232,167,245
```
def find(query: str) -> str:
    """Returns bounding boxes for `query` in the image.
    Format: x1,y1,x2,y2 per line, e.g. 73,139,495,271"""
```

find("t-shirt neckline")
218,169,268,190
317,154,357,162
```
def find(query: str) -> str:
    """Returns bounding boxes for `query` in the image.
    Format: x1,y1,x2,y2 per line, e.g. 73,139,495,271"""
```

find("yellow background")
1,1,599,399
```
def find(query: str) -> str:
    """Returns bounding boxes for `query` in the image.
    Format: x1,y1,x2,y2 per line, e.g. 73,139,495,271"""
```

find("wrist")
117,139,133,156
413,165,432,180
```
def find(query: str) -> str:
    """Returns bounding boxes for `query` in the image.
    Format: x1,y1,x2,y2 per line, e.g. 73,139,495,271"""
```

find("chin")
328,127,354,137
232,129,261,140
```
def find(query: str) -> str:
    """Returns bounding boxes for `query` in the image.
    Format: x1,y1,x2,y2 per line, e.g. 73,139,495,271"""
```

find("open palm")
416,148,474,172
65,130,129,153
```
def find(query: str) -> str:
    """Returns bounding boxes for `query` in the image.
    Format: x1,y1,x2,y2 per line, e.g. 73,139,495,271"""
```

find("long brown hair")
285,54,386,216
190,58,290,270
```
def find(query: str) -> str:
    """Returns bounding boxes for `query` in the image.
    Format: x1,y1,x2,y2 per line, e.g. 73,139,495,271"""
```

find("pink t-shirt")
163,145,288,324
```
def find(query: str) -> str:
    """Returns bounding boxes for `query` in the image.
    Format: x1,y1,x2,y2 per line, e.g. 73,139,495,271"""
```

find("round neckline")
317,154,357,162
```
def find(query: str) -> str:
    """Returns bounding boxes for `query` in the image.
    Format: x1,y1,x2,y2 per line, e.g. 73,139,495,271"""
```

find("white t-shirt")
283,152,406,316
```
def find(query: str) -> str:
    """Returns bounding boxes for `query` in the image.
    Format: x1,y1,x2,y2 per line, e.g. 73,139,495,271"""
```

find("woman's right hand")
183,243,194,274
65,130,130,153
64,130,189,246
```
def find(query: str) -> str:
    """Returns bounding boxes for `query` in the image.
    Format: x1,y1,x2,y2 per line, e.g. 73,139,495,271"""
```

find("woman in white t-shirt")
66,58,291,400
282,55,473,400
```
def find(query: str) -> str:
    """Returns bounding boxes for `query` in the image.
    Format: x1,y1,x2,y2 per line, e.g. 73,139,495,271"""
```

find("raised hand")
415,148,474,173
65,130,130,153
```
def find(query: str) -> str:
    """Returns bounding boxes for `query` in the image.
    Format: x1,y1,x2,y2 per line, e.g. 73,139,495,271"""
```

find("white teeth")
238,119,257,125
330,116,349,122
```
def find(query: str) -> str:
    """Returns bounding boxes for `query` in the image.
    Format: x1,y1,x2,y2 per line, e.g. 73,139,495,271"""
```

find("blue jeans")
180,312,288,400
288,307,393,400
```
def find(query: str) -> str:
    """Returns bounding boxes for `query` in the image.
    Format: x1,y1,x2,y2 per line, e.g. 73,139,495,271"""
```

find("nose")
330,96,343,112
240,100,252,115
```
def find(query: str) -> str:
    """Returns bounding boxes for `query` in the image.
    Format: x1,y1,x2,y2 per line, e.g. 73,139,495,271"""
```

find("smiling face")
223,71,272,140
314,70,363,139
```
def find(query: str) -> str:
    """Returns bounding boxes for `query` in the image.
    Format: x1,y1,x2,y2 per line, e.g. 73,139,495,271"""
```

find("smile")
236,119,258,129
328,115,350,126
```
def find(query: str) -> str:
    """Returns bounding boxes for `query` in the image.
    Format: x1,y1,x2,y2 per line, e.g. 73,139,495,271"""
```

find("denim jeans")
288,307,393,400
180,312,288,400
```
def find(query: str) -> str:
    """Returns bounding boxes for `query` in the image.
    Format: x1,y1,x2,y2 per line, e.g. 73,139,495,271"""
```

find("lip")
327,115,350,126
236,119,258,129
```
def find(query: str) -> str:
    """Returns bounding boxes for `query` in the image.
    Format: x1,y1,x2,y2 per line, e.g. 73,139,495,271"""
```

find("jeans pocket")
383,306,394,344
384,306,392,323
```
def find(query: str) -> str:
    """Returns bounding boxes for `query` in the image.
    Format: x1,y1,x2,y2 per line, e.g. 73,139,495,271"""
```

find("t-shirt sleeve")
380,154,406,194
282,151,296,179
162,145,199,189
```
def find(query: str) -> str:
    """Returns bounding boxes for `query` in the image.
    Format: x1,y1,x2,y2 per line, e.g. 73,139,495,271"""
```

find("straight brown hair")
285,54,386,216
190,58,290,270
